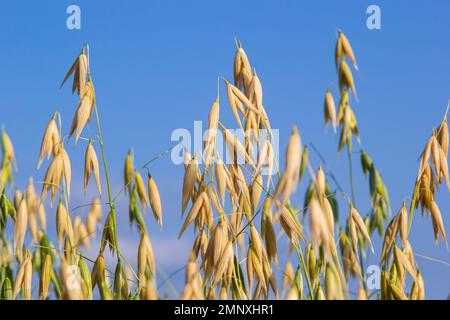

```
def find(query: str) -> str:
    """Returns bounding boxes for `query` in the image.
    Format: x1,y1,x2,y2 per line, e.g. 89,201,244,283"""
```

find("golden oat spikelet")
380,214,400,263
215,156,229,206
1,130,16,168
182,154,198,214
429,201,447,246
61,147,72,198
398,202,408,247
438,147,450,190
221,125,256,169
134,170,148,208
279,205,302,242
86,198,102,236
12,250,32,299
437,111,448,157
147,174,162,227
13,197,28,258
84,139,101,195
39,254,52,300
394,246,417,282
339,59,357,97
179,192,205,238
137,233,156,284
228,81,260,115
249,69,263,110
250,173,263,212
324,89,337,133
213,241,233,286
61,47,88,96
350,206,373,252
338,31,358,70
38,113,61,169
273,126,302,208
124,150,134,194
69,79,95,143
233,42,251,90
204,98,220,168
56,199,74,248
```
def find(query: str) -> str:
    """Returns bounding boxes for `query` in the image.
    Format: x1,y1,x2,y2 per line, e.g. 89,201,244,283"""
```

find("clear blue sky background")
1,0,449,299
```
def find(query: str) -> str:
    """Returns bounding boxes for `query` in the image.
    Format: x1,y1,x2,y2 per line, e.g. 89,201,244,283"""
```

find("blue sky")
1,0,449,299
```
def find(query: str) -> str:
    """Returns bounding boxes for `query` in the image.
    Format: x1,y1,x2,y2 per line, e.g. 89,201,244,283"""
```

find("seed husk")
84,139,101,195
148,174,162,227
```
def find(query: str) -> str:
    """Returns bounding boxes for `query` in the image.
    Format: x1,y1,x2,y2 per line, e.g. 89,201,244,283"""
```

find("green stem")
347,145,367,293
295,241,314,300
347,146,356,206
93,104,121,261
407,179,420,236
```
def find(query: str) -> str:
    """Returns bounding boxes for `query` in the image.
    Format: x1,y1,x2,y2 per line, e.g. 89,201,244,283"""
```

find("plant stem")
295,241,314,300
347,146,356,206
407,179,420,236
347,145,367,293
93,104,121,261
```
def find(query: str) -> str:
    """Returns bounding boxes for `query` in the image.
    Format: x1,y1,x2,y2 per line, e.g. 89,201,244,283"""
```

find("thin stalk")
347,145,367,293
295,241,314,300
407,181,419,235
347,146,356,206
93,103,121,261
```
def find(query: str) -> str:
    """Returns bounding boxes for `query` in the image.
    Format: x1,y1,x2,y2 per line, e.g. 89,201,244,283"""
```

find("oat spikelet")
182,154,198,213
56,199,74,248
213,241,233,286
138,233,156,286
316,166,326,197
84,140,101,195
228,81,260,115
398,202,408,247
324,89,337,133
338,31,358,70
2,130,16,168
69,80,95,143
13,250,32,299
233,42,251,90
179,192,205,238
394,246,417,282
429,201,447,246
87,198,102,236
134,170,148,208
124,150,134,194
222,124,255,168
273,126,302,208
215,156,229,206
350,206,373,252
280,205,302,242
380,214,400,263
339,59,357,97
61,147,71,197
14,197,28,258
38,113,61,169
147,174,162,227
40,150,64,204
204,98,220,168
61,47,88,96
39,254,52,300
250,173,263,211
309,197,330,253
249,69,263,110
437,112,448,157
